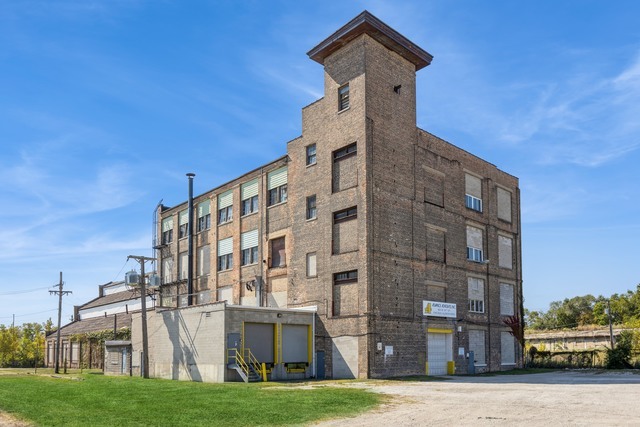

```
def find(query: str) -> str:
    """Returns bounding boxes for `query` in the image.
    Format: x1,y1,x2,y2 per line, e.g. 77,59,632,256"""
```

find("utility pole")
607,299,615,349
49,272,71,374
127,255,155,379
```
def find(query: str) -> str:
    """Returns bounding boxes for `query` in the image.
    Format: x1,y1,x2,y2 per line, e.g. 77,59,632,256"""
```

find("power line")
0,286,51,296
0,309,57,320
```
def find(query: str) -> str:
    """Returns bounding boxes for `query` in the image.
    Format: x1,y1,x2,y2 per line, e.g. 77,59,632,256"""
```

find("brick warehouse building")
148,11,523,380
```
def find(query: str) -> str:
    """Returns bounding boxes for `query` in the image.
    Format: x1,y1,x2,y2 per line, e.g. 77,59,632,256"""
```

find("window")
468,277,485,313
241,179,259,216
333,206,357,223
465,194,483,212
334,270,358,283
500,283,515,316
267,167,288,206
306,252,317,277
338,83,349,111
333,142,357,161
306,195,317,220
468,330,486,365
498,235,513,269
217,237,233,271
497,187,512,222
466,226,484,263
333,143,358,193
241,196,258,216
306,144,317,166
467,247,483,263
465,173,483,213
179,252,188,280
270,237,286,268
197,245,210,276
161,217,173,244
178,210,189,239
217,190,233,224
197,201,211,232
501,332,516,365
241,230,259,266
333,270,358,316
162,257,174,284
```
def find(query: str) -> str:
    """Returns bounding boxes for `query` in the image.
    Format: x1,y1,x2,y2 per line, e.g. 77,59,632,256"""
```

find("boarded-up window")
498,235,513,269
468,330,486,365
333,270,358,316
270,237,286,268
500,283,515,316
426,226,446,262
162,257,174,284
427,284,446,301
197,245,210,276
465,173,482,199
217,286,233,303
333,207,358,254
497,187,512,222
306,252,317,277
179,252,188,280
332,143,357,193
425,170,444,207
501,332,515,364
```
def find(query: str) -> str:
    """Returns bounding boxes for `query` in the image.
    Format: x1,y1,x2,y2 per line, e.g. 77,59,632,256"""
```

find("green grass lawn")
0,372,380,427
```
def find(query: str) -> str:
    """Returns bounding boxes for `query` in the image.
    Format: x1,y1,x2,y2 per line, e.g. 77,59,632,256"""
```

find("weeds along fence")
528,350,640,369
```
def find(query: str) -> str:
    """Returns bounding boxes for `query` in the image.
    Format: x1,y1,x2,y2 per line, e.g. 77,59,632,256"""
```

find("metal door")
316,351,325,379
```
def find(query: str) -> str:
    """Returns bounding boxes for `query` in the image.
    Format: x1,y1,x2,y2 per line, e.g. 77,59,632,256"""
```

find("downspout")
187,173,195,306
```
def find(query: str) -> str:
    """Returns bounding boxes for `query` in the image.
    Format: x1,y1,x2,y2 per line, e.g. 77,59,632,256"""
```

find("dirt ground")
316,370,640,426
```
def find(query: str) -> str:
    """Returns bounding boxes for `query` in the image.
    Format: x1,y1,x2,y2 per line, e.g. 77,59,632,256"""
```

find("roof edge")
307,10,433,70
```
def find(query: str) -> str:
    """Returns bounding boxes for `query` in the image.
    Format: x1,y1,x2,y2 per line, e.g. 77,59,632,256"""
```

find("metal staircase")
227,347,266,383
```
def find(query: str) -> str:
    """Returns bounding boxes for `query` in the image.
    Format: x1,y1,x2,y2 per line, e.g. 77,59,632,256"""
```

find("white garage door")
428,332,452,376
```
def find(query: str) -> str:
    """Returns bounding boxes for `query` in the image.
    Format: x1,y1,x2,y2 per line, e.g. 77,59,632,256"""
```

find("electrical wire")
0,286,52,296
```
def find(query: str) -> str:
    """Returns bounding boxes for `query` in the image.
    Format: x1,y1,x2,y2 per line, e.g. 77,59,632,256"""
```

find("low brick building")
151,10,523,380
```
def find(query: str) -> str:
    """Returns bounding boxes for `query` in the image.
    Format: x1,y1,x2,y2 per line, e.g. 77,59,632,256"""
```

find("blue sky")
1,0,639,326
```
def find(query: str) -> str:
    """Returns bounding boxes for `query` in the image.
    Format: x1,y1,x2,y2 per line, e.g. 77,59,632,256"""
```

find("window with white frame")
468,277,485,313
197,200,211,232
500,283,515,316
217,237,233,271
267,167,288,206
338,83,350,111
466,225,484,262
217,190,233,224
241,230,259,266
306,144,317,166
161,217,173,244
306,195,317,220
178,210,189,239
501,332,516,365
468,330,486,365
465,173,483,212
241,179,259,216
306,252,317,277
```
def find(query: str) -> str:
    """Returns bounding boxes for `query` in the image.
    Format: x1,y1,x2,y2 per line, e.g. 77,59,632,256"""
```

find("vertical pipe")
140,260,149,378
187,173,196,306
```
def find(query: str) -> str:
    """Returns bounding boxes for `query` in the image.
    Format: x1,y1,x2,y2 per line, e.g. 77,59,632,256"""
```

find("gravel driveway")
316,371,640,426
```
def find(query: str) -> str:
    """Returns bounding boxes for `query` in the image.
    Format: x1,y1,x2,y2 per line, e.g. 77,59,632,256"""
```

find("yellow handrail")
228,347,266,382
